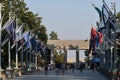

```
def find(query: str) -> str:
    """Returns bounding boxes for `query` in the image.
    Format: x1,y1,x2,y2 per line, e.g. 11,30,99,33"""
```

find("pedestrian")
55,63,60,75
62,63,65,75
72,64,75,73
91,63,95,72
80,63,83,72
45,64,48,75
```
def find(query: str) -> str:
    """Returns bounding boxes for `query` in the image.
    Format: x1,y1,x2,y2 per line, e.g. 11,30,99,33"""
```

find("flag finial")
91,3,95,7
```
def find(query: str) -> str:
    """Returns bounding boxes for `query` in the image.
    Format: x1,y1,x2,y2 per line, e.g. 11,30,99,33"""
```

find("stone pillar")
76,49,79,69
49,45,54,65
50,49,54,65
63,47,67,64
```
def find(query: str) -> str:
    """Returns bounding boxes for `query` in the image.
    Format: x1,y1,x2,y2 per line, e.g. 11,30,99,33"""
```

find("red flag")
97,32,103,44
91,27,97,40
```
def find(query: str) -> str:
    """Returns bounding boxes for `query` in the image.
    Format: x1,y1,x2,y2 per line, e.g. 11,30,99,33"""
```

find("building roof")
47,40,89,50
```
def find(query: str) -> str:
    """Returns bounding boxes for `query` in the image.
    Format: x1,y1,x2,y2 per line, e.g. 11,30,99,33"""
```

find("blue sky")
24,0,120,40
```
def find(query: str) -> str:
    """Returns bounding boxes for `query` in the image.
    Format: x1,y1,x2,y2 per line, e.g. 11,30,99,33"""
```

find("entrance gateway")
47,40,89,69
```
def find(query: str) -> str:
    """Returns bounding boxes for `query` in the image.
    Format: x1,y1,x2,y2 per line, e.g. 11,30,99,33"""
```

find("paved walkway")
7,69,108,80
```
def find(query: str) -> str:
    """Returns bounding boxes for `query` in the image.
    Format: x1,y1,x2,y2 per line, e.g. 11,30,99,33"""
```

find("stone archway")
47,40,89,69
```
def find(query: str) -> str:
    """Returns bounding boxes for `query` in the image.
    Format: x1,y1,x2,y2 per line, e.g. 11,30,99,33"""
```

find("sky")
24,0,120,40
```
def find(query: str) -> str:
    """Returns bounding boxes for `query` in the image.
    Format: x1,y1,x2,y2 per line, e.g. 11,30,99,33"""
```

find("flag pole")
0,3,2,73
21,24,24,69
32,50,35,66
7,9,13,70
21,44,23,69
25,47,28,67
8,37,11,69
30,47,31,65
15,18,19,69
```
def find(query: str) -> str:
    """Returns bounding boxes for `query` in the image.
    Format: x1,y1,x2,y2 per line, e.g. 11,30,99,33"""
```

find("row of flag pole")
2,18,47,54
1,15,48,69
88,0,118,55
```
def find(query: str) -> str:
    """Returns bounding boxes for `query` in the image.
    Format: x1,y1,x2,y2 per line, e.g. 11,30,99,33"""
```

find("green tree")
116,12,120,62
37,25,48,44
117,12,120,22
49,31,59,40
0,0,48,68
54,50,64,64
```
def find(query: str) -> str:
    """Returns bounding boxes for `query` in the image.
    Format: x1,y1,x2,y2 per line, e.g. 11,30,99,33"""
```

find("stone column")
49,45,54,65
63,47,67,64
76,49,79,69
50,49,54,65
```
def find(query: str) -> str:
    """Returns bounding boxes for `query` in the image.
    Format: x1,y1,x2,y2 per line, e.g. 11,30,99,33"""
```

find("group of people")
44,63,87,75
44,63,66,75
55,63,66,75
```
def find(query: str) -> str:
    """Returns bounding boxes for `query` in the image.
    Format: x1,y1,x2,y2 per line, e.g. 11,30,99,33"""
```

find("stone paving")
7,69,108,80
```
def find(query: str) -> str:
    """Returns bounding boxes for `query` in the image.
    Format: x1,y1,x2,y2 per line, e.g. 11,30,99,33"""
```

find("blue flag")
102,1,110,25
36,42,45,54
30,36,36,50
23,31,30,48
4,20,16,42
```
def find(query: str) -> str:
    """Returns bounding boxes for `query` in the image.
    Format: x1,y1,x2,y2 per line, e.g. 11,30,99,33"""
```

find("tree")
117,12,120,22
54,50,64,64
49,31,59,40
0,0,48,68
37,25,48,44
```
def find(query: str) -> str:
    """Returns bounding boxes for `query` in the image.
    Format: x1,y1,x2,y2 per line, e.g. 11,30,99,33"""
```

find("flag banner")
95,34,99,47
23,31,30,42
36,42,45,54
16,26,23,42
23,30,30,49
89,26,103,54
44,46,49,54
102,1,110,25
97,32,103,44
91,27,97,40
2,19,14,30
30,36,36,50
4,20,16,42
98,19,105,32
26,41,31,49
109,19,117,29
92,3,102,18
4,20,16,34
36,42,41,52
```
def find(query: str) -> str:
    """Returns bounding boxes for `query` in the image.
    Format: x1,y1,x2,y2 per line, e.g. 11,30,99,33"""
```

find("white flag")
16,26,23,42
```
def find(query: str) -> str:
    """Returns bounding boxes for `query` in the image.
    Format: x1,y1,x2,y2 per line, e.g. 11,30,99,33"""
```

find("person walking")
62,63,65,75
72,64,75,73
45,64,48,75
